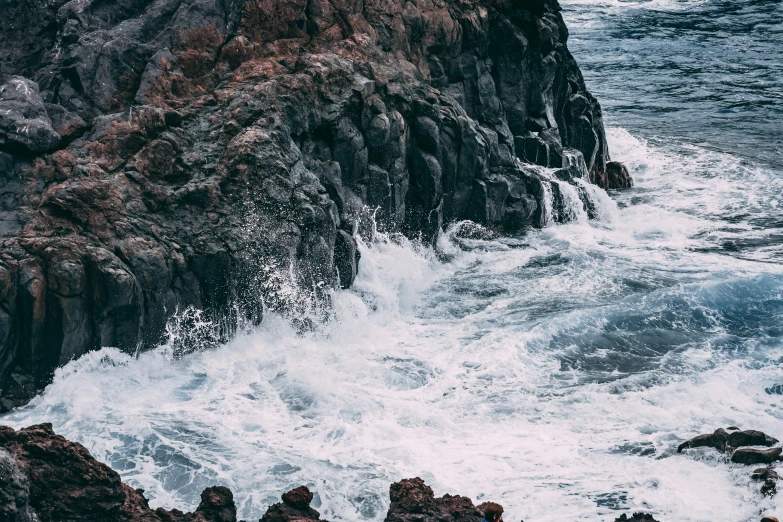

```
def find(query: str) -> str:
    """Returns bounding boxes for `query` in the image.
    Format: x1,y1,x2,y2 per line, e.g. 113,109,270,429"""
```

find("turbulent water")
4,1,783,521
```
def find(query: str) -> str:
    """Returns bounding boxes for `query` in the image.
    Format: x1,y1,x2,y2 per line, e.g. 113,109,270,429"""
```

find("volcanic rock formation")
0,0,630,410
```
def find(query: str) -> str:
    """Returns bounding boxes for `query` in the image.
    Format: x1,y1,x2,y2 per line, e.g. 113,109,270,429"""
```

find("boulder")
731,447,782,465
752,468,780,481
677,428,729,453
727,430,779,449
606,161,633,189
384,478,484,522
260,486,322,522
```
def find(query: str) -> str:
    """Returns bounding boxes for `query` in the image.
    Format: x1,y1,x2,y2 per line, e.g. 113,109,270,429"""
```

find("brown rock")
606,161,633,189
384,478,483,522
731,447,783,465
0,423,238,522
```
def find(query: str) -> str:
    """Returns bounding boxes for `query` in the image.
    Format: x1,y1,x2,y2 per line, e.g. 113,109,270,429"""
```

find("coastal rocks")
384,478,484,522
613,514,659,522
260,486,322,522
677,428,730,453
605,161,633,189
677,428,778,454
678,427,782,497
0,422,235,522
0,423,518,522
731,447,782,465
0,0,633,411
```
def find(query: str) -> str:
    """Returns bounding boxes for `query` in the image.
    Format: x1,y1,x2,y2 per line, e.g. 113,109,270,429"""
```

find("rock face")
0,0,630,410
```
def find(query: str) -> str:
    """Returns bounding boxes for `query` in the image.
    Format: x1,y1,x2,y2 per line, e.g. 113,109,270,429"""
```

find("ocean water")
3,1,783,521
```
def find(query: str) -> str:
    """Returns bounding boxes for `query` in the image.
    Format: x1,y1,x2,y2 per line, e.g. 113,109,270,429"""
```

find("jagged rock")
384,478,484,522
606,161,633,189
677,428,730,453
0,423,239,522
0,0,630,410
260,486,322,522
678,428,779,455
0,77,60,153
731,447,782,465
614,514,659,522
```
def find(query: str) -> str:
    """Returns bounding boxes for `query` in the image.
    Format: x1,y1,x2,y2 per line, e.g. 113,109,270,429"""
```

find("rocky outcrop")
0,422,236,521
679,427,782,496
0,0,631,410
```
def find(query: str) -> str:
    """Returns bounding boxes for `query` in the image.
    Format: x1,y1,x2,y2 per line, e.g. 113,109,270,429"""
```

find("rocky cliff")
0,0,631,410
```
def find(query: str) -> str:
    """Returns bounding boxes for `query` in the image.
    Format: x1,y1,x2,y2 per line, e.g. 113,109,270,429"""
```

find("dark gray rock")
678,428,730,453
728,430,779,449
0,78,60,154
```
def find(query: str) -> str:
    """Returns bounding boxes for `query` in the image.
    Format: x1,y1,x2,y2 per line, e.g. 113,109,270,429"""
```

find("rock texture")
0,0,629,410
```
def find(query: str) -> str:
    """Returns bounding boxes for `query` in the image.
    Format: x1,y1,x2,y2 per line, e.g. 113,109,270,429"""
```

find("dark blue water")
563,0,783,165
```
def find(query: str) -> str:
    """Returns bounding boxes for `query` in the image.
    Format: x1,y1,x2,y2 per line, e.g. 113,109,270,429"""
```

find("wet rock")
0,423,238,522
677,428,729,453
0,77,60,153
260,486,322,522
762,479,777,497
753,468,780,481
614,514,659,522
731,447,782,465
761,517,779,522
606,161,633,189
384,478,484,522
727,430,779,449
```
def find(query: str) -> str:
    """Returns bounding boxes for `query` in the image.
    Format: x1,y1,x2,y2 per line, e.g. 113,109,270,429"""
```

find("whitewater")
3,0,783,521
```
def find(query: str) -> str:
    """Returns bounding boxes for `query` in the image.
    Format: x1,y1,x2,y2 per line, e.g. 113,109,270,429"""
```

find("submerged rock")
753,468,780,481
